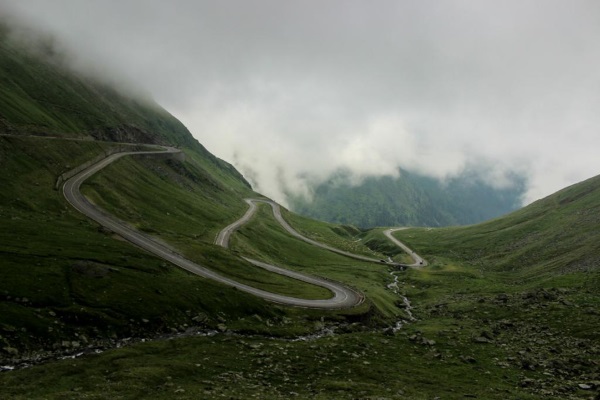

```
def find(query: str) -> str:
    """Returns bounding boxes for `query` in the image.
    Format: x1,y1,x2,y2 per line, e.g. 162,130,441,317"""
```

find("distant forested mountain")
289,168,525,228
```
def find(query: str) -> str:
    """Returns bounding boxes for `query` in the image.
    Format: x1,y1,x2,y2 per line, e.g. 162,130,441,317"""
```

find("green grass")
0,324,554,399
288,166,524,228
387,174,600,340
0,26,195,147
2,122,598,400
2,21,599,399
2,100,598,400
230,204,411,320
369,176,600,398
4,136,595,400
281,210,384,259
391,174,600,282
80,156,337,300
0,136,365,356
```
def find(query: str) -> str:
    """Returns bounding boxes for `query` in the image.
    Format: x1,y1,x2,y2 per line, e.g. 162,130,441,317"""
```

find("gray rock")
481,330,494,340
578,383,592,390
459,355,477,364
496,293,509,302
192,313,208,323
520,378,535,387
2,347,19,356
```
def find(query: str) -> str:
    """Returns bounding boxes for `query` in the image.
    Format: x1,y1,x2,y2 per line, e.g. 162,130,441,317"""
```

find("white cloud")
2,0,600,205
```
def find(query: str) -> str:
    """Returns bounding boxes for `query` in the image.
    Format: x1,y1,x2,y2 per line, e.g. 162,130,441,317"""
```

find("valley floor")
1,136,598,399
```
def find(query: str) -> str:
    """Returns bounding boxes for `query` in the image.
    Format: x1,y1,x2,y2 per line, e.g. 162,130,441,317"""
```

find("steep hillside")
1,20,598,400
0,20,248,187
0,23,377,359
1,26,252,190
391,173,600,280
376,174,600,398
2,167,598,399
0,22,190,146
289,168,524,228
0,134,374,354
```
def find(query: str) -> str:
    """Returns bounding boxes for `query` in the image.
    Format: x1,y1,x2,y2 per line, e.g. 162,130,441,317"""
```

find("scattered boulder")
520,378,536,387
480,330,494,340
521,358,537,371
2,347,19,356
408,333,435,346
495,293,509,303
192,313,208,323
459,355,477,364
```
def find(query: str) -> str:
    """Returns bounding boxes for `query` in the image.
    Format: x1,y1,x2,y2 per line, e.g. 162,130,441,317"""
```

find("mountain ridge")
1,20,598,399
290,167,525,228
389,172,600,278
0,20,251,192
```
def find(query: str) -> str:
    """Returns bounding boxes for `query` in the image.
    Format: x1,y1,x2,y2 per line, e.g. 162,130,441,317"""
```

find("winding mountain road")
63,146,425,310
218,199,426,267
384,228,427,267
63,147,363,308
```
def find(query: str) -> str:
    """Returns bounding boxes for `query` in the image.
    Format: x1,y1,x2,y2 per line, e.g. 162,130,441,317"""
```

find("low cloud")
2,0,599,205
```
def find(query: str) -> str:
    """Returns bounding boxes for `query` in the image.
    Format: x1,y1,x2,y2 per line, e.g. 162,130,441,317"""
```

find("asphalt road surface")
64,147,426,309
63,148,363,309
214,198,429,306
219,198,426,268
383,228,428,267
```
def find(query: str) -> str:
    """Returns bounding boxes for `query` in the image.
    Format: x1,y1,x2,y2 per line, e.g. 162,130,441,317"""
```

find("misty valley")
1,4,599,400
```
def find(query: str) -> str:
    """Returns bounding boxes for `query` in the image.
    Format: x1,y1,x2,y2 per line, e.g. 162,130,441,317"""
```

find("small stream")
0,329,221,372
386,266,416,332
2,267,419,372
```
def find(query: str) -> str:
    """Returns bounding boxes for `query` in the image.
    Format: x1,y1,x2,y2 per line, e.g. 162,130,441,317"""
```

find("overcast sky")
2,0,599,205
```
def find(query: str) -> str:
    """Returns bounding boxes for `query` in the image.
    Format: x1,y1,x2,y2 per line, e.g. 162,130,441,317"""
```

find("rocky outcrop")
89,125,166,146
54,142,183,190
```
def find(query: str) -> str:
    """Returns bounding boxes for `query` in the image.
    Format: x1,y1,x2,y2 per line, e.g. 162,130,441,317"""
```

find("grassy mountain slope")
392,174,600,280
0,135,280,354
0,23,384,359
0,20,249,189
228,204,403,319
0,134,393,358
0,22,188,146
289,168,524,228
379,175,600,397
1,21,598,400
3,166,598,398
